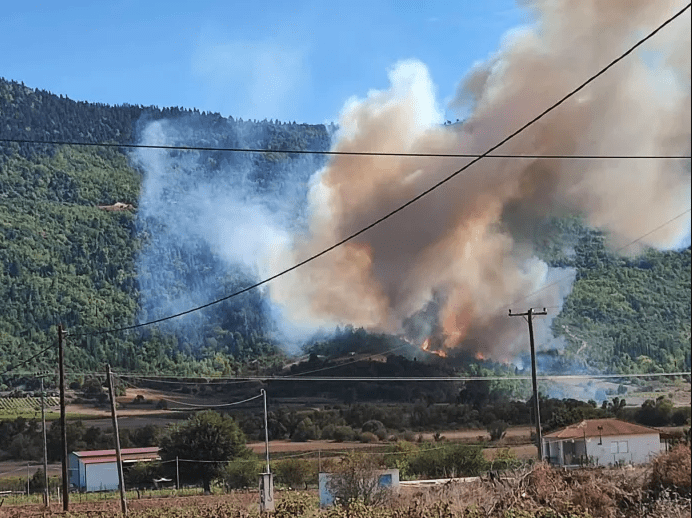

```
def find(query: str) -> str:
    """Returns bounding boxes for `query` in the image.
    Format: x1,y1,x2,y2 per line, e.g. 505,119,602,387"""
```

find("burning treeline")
270,1,691,359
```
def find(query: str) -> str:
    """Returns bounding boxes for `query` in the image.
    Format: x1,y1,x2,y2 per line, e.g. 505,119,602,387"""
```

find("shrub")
487,420,508,441
274,458,314,489
224,459,263,489
401,430,416,442
649,443,691,497
360,432,378,443
362,420,386,435
408,444,488,479
333,426,356,442
671,407,691,426
321,423,337,440
292,418,319,442
326,453,390,508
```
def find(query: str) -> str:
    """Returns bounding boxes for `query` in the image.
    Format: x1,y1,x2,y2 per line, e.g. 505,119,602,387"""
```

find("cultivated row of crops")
0,396,60,411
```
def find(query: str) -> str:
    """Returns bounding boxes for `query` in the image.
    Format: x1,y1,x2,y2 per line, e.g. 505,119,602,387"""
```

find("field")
0,447,690,517
0,397,60,420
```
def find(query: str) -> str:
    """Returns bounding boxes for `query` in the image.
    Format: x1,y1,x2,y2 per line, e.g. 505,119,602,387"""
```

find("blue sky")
1,0,529,124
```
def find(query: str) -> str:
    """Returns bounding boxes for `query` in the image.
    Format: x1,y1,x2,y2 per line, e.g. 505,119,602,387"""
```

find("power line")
69,3,691,341
0,342,55,377
284,343,411,378
155,392,262,410
508,207,692,308
0,136,688,160
115,371,690,384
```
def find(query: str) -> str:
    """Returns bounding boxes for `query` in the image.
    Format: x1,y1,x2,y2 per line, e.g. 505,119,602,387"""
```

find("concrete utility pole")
259,389,274,512
40,376,50,506
57,324,69,511
106,365,128,516
509,307,547,461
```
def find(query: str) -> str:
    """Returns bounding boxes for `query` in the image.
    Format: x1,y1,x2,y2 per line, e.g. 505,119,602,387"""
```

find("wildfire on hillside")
421,337,447,358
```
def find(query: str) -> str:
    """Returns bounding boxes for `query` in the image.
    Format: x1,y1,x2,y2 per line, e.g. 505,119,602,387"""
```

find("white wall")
85,462,120,492
585,433,661,466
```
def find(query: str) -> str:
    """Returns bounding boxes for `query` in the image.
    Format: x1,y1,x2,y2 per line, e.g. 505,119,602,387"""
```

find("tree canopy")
160,410,249,493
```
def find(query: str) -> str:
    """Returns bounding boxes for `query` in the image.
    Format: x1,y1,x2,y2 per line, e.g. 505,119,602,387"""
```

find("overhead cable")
0,342,55,377
115,371,691,384
67,4,691,341
507,207,692,308
0,136,689,160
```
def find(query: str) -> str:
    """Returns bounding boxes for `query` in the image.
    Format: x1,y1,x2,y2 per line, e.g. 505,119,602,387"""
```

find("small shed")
69,447,160,492
318,469,399,508
543,418,662,467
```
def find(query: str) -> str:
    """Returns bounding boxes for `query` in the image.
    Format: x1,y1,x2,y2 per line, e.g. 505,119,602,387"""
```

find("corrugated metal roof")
81,453,159,465
544,418,660,440
73,447,160,458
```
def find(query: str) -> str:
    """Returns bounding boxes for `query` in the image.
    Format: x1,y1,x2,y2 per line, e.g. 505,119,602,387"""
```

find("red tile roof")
544,418,661,440
72,447,160,465
73,447,159,458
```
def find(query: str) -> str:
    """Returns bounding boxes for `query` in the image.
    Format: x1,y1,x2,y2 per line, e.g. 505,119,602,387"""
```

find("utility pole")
58,324,69,511
106,365,128,516
40,376,50,507
261,389,270,474
509,307,547,461
259,389,274,512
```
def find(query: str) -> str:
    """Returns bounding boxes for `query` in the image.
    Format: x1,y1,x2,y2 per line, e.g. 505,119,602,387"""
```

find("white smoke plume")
269,1,691,358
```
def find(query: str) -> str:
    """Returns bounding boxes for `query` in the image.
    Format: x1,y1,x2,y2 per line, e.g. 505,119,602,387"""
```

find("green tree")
274,458,314,489
160,410,249,493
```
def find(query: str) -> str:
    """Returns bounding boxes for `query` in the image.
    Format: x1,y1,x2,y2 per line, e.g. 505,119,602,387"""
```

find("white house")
542,418,664,467
69,447,160,492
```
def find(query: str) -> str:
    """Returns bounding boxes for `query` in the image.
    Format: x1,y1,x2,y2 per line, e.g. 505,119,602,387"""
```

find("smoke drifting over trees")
135,1,690,359
271,1,691,357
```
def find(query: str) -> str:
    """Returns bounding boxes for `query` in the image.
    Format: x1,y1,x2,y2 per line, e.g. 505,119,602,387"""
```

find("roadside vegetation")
1,444,689,517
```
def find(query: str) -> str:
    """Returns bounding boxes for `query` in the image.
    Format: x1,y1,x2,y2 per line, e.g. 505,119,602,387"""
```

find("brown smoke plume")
270,1,691,358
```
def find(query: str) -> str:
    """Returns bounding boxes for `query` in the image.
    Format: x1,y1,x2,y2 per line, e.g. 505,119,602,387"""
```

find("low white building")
69,447,160,492
543,418,663,467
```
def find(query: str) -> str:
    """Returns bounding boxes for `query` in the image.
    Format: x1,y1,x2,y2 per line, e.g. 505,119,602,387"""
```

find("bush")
274,458,314,489
292,418,319,442
326,453,391,508
321,423,337,440
362,420,386,435
408,444,488,479
360,432,378,443
401,430,416,442
487,420,508,441
224,459,263,489
125,461,163,489
649,443,691,497
333,426,356,442
671,407,691,426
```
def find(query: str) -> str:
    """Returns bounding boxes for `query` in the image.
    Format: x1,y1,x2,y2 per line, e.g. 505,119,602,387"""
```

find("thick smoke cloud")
270,1,691,358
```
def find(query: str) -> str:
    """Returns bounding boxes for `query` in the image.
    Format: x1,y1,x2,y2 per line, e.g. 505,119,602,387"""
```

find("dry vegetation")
1,445,689,517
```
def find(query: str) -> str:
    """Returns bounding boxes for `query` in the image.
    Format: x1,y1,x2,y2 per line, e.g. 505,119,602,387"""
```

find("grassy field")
0,452,689,518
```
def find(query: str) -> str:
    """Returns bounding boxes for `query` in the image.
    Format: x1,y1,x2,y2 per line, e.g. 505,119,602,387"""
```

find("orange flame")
475,352,486,361
420,337,447,358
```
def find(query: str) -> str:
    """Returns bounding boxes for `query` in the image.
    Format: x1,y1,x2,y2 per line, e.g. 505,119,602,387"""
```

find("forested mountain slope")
0,77,689,385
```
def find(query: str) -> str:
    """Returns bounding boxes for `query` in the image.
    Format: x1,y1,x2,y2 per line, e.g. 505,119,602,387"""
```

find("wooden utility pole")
509,307,547,461
40,376,50,506
58,324,69,511
106,365,128,516
175,456,180,491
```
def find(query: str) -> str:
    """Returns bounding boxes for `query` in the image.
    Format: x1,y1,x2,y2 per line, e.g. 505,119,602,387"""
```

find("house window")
610,440,629,453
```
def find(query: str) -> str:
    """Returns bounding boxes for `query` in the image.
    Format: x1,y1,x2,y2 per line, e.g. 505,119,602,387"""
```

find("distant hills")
0,77,689,387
